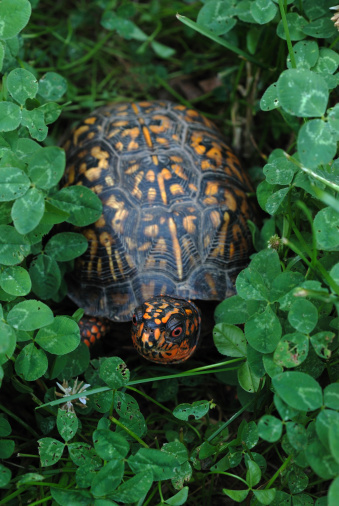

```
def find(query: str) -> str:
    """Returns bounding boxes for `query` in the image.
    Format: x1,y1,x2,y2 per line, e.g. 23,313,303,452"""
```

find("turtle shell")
63,100,256,322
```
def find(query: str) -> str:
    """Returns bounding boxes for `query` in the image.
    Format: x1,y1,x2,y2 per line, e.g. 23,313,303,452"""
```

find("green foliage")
0,0,339,504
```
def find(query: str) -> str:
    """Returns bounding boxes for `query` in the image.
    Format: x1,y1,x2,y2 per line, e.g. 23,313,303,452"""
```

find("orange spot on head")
84,339,90,347
90,335,96,344
154,318,161,325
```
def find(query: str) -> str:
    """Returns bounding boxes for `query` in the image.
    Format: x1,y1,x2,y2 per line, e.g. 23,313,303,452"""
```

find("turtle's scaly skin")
131,295,201,364
63,100,256,362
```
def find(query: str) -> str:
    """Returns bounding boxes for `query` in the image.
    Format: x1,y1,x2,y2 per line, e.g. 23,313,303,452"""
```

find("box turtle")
63,100,256,364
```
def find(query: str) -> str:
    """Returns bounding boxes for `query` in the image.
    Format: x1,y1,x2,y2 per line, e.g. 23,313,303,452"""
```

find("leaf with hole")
99,357,130,389
173,400,210,421
260,82,280,111
273,332,309,368
287,40,319,69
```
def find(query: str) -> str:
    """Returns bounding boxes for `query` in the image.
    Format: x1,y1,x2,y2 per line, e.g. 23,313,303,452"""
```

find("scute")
64,100,256,321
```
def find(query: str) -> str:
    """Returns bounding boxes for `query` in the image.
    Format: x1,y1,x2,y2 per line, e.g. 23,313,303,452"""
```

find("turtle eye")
132,314,138,325
171,326,183,338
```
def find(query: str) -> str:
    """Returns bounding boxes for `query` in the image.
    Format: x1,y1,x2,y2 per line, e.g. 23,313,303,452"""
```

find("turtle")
62,100,256,364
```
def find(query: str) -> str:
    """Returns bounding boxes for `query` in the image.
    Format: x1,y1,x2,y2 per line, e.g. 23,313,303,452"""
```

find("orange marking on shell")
183,215,197,234
161,168,172,180
142,126,153,148
90,335,96,344
171,163,188,180
91,325,99,334
201,159,213,171
84,116,97,125
207,144,222,166
146,170,156,182
204,272,218,297
107,128,120,139
73,125,89,145
131,103,140,115
210,210,221,228
168,217,183,279
156,137,168,145
148,187,157,202
112,120,129,127
91,146,110,161
187,109,199,117
228,242,235,260
210,212,230,258
169,184,185,196
205,181,219,196
84,339,90,347
157,171,167,205
85,168,101,182
224,190,237,211
128,140,139,151
144,224,159,237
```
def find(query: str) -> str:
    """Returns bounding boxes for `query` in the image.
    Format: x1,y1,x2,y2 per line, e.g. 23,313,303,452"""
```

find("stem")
176,15,266,69
109,415,149,448
126,385,173,415
265,454,293,489
278,0,296,68
283,238,339,296
207,401,253,442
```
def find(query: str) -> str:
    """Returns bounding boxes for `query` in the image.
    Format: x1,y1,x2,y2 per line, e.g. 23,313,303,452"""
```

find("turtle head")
131,295,201,364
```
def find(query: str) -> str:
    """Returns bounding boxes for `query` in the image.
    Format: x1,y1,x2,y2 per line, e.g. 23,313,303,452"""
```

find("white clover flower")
330,6,339,30
55,378,91,413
